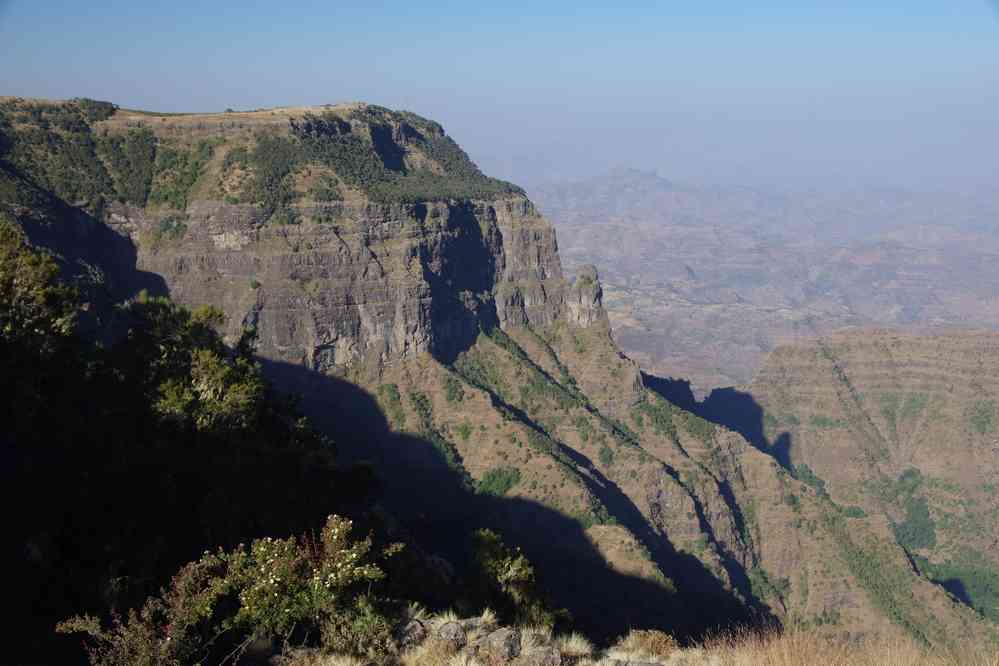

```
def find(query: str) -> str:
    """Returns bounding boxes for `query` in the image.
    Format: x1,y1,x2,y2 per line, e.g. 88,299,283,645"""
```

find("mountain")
742,330,999,624
528,168,999,393
1,97,995,658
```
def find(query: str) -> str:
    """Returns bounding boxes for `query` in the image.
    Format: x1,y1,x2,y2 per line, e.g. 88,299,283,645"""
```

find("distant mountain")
528,170,999,392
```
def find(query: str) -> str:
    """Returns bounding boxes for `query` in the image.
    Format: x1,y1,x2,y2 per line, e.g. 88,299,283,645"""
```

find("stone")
398,619,427,649
438,621,467,649
481,628,521,661
524,646,561,666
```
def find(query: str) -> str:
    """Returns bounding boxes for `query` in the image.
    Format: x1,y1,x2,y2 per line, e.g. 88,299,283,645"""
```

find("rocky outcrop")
110,194,590,374
565,264,606,328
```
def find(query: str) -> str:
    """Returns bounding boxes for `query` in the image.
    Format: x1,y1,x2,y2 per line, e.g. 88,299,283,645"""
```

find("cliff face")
2,97,994,647
109,195,565,371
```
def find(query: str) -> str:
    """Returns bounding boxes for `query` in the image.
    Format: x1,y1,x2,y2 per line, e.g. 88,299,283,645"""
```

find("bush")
472,529,562,627
99,127,157,206
794,464,827,496
149,139,219,210
57,516,400,664
443,374,465,403
892,495,936,551
477,466,521,496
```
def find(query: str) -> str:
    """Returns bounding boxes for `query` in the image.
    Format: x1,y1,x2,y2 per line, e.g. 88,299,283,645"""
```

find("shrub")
892,495,936,551
57,515,400,664
99,127,157,205
794,464,827,496
969,400,995,434
471,529,562,627
443,374,465,403
477,466,521,496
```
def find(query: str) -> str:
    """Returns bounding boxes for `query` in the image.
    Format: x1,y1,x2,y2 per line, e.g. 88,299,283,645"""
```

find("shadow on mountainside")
643,374,794,470
11,200,771,658
263,357,771,642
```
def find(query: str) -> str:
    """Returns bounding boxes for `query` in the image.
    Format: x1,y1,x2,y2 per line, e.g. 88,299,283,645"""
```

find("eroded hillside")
740,330,999,625
1,97,994,650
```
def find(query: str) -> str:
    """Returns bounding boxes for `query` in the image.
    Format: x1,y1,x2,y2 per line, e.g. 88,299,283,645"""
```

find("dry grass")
401,637,462,666
659,626,999,666
290,620,998,666
607,629,679,662
283,651,368,666
557,632,595,660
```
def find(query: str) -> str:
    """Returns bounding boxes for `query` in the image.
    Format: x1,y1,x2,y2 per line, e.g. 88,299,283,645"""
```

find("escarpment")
2,97,994,647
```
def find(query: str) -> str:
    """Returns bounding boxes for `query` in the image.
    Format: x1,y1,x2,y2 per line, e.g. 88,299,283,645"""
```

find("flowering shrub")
58,515,402,665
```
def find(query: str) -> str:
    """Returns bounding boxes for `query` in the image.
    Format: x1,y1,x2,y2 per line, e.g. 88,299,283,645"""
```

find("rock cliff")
1,97,994,647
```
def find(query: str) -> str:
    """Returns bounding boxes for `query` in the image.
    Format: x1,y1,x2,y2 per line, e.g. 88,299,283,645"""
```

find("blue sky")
3,1,999,190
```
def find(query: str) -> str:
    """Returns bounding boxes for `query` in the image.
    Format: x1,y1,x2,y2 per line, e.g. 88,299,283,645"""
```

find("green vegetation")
444,373,465,403
809,414,844,429
840,505,867,519
969,400,995,434
794,464,828,496
477,466,522,496
633,397,676,439
472,529,564,627
377,383,406,427
822,508,942,646
98,127,157,206
900,393,929,420
57,516,399,664
308,173,343,201
678,410,715,444
0,99,115,209
291,109,522,203
1,218,378,659
598,444,614,467
74,98,117,122
748,567,790,604
891,495,937,551
231,133,301,220
409,390,473,488
148,138,220,210
146,214,189,248
914,551,999,623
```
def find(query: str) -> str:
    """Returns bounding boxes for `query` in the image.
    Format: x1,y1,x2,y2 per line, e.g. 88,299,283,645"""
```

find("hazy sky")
3,1,998,190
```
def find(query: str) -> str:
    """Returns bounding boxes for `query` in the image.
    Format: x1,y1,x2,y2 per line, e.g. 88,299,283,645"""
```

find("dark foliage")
75,98,118,122
98,127,157,206
1,220,373,661
290,109,523,203
0,100,115,210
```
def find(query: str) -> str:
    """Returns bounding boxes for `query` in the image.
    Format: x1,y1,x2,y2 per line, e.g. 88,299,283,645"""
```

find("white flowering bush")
58,515,402,665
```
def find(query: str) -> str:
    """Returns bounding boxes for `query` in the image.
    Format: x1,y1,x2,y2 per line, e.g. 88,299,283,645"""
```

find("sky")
2,1,999,191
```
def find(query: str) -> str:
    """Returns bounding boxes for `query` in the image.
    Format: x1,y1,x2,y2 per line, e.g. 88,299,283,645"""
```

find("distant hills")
528,168,999,392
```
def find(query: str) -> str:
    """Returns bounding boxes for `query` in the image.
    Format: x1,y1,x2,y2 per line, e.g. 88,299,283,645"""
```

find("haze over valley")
530,168,999,392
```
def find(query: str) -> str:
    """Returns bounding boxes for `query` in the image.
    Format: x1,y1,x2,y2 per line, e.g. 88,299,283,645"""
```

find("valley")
529,168,999,393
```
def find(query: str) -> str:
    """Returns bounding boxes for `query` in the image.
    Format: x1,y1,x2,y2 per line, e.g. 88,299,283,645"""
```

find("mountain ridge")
2,97,995,657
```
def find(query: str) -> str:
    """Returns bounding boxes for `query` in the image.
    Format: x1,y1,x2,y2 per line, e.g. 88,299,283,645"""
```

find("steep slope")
741,330,999,625
1,97,993,648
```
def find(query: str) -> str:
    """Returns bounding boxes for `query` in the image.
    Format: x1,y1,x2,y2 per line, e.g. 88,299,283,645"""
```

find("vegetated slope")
741,330,999,625
1,98,993,654
528,168,999,393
